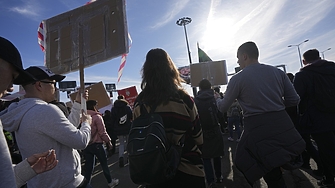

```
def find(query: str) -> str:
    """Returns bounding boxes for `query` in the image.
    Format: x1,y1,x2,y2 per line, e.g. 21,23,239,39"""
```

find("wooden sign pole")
79,25,87,113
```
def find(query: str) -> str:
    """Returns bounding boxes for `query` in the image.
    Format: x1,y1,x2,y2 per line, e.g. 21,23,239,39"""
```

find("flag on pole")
86,0,96,5
117,33,132,83
197,42,212,62
37,21,46,52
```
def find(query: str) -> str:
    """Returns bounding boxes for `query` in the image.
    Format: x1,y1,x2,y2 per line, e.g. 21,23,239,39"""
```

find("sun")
202,18,236,50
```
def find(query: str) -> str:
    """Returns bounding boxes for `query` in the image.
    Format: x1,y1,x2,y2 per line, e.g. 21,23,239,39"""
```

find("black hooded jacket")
111,99,132,136
294,59,335,134
194,89,224,158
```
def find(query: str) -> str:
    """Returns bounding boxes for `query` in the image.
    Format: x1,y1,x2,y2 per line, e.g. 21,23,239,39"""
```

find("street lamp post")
288,39,309,67
176,17,192,65
177,17,197,96
321,48,331,59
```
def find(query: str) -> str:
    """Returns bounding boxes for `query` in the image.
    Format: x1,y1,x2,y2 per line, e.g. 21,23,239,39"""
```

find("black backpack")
309,71,335,113
127,104,184,185
231,106,241,117
194,97,220,130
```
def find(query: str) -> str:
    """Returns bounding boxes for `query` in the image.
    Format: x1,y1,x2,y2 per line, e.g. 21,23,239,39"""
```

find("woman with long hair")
133,48,205,188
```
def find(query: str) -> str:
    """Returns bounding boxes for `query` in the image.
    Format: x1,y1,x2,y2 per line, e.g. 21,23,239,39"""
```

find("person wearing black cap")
0,36,58,187
0,65,93,188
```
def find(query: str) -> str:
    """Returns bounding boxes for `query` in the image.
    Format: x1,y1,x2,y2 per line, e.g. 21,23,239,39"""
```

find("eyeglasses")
39,80,57,85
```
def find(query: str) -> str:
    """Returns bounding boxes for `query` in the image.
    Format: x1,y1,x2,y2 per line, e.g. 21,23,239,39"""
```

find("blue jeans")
83,143,112,184
117,135,128,158
203,157,222,185
228,116,242,139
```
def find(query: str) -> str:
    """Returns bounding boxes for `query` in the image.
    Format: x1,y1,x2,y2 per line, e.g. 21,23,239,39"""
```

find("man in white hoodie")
0,36,59,188
1,66,92,188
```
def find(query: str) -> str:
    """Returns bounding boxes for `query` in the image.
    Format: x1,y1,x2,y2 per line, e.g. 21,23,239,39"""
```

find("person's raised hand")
27,149,58,174
81,110,92,125
75,89,89,103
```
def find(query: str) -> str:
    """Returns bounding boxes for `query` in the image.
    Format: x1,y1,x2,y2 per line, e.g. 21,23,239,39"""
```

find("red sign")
117,86,138,109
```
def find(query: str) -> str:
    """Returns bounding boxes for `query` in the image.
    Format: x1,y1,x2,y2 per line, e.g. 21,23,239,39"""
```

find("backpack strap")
139,102,157,114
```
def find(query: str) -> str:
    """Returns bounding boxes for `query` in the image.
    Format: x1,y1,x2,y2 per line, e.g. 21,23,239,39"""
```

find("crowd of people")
1,35,335,188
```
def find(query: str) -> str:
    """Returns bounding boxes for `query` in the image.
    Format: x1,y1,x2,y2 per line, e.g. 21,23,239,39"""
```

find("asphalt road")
87,133,320,188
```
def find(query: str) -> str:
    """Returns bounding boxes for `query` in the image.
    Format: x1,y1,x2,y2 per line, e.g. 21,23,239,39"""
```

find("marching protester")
103,110,116,156
132,48,205,187
84,100,119,188
0,65,92,187
226,99,242,142
0,36,58,188
194,79,224,188
293,49,335,187
216,41,305,187
111,95,132,167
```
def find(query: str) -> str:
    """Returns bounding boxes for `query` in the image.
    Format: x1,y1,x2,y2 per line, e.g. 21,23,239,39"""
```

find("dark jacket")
111,99,132,136
194,89,224,158
103,113,114,138
235,111,305,185
294,59,335,134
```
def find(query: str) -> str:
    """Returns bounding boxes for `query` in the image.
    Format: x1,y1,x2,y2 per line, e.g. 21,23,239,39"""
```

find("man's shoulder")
33,101,66,117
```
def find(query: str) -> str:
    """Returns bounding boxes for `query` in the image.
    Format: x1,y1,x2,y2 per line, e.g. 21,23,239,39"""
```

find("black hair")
303,49,320,63
198,79,211,90
86,100,97,111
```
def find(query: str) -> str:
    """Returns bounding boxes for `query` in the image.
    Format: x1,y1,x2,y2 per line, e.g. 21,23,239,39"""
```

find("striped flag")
117,33,132,83
37,21,46,52
86,0,96,5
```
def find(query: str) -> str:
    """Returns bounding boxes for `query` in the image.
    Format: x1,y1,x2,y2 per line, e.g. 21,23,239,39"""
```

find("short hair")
213,87,220,93
117,95,124,100
86,100,97,111
303,49,320,63
286,73,294,83
198,79,211,90
237,41,259,59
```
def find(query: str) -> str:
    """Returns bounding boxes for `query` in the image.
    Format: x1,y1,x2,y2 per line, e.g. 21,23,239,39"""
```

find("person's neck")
245,59,259,67
24,93,46,102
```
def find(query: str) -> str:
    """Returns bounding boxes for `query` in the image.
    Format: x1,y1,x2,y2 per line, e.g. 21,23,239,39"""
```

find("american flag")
86,0,96,5
37,21,45,52
117,33,132,83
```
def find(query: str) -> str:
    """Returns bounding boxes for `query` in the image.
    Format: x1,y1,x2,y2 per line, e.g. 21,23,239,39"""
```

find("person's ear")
34,81,43,91
243,53,248,61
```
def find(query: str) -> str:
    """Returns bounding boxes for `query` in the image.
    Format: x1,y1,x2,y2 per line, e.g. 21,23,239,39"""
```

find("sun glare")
202,18,236,50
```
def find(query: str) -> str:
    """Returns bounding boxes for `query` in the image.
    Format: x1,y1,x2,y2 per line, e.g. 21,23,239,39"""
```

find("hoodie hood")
0,98,45,132
301,59,335,75
87,109,101,117
196,89,215,101
113,99,128,108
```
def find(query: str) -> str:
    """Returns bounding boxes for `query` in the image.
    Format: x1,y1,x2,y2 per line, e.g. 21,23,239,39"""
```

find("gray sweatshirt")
0,98,91,188
218,63,300,117
0,120,17,188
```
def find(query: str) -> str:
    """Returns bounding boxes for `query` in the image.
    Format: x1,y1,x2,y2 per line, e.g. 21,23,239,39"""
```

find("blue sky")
1,0,335,103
